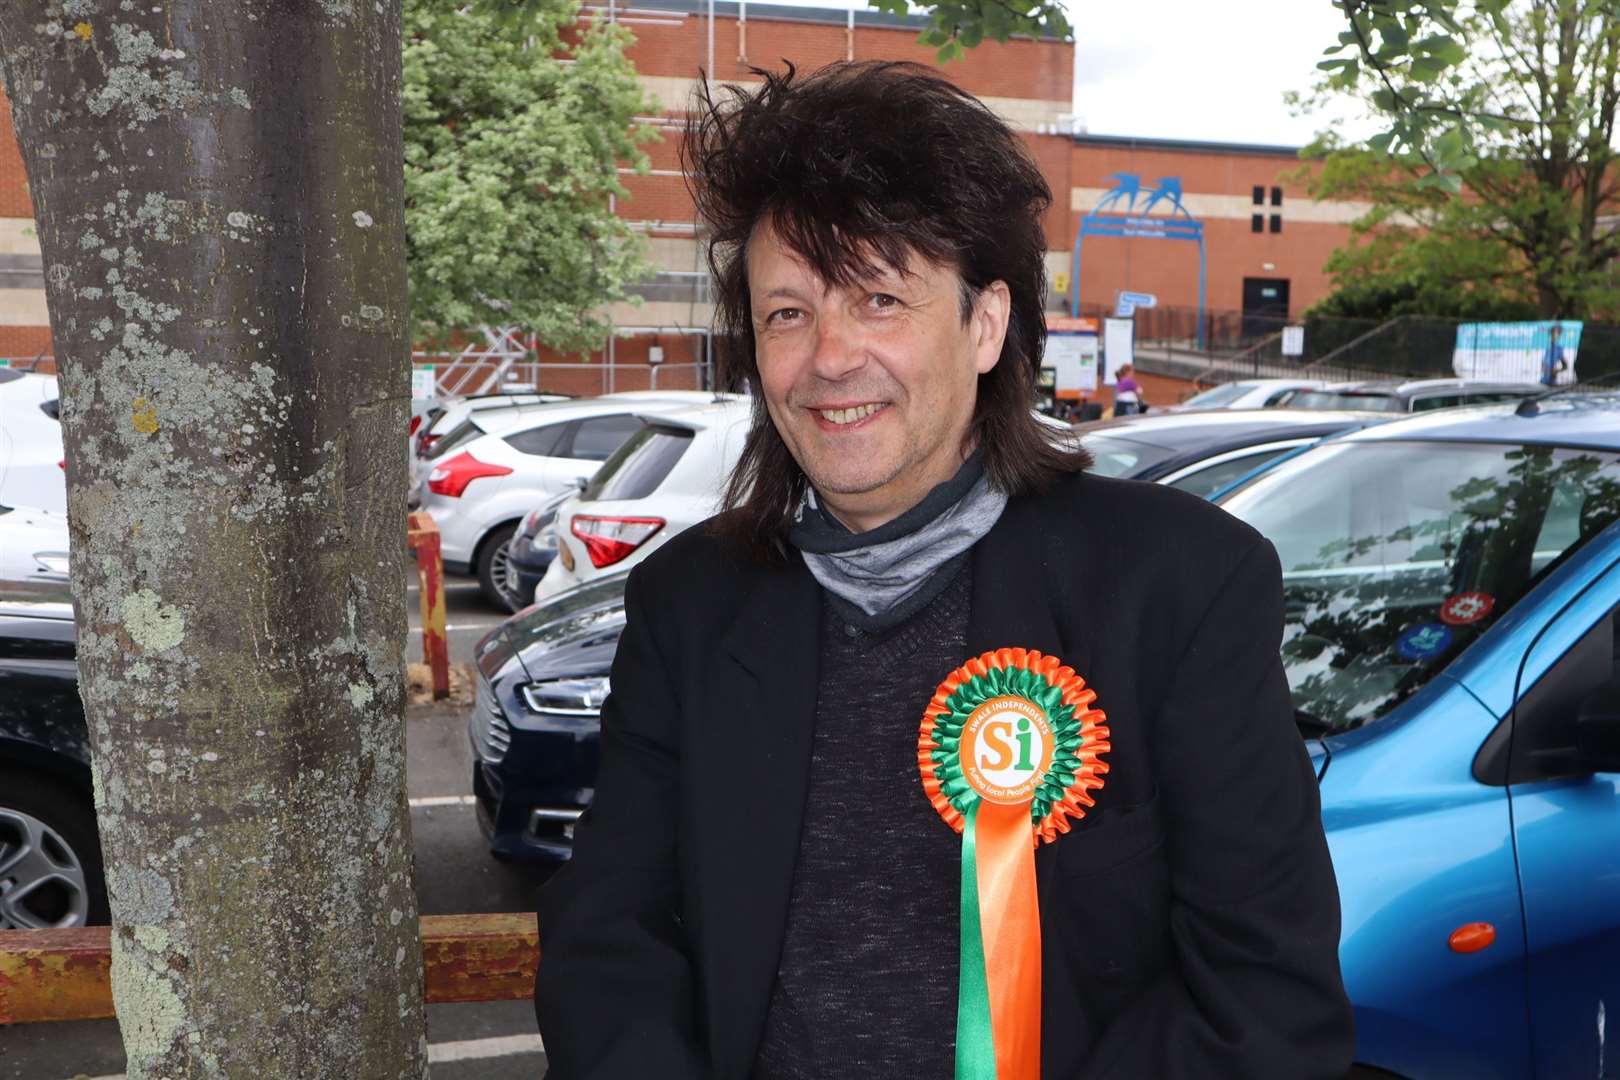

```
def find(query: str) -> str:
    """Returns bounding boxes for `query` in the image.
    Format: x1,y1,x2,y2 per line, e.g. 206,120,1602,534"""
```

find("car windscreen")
1221,440,1620,733
1288,391,1405,413
1079,433,1182,479
1180,383,1250,409
583,423,695,502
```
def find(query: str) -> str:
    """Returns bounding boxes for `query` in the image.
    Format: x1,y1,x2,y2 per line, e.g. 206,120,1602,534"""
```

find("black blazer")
535,471,1354,1079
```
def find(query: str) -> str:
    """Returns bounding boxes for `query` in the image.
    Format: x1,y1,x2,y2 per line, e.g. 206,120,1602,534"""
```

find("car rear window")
40,398,59,420
503,421,571,457
0,369,20,385
583,423,694,502
1079,433,1180,478
1180,383,1249,408
1289,391,1405,413
569,414,645,462
428,419,484,460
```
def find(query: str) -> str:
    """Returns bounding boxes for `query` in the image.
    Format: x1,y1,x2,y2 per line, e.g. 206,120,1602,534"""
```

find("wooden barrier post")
407,510,450,700
0,914,539,1024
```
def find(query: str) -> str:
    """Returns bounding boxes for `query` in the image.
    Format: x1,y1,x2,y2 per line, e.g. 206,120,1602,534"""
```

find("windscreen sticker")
1397,623,1454,661
1439,591,1496,626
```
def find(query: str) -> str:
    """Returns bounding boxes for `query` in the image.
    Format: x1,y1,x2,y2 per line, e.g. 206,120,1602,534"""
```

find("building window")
1251,213,1264,233
1270,186,1283,206
1252,185,1265,205
1269,213,1282,233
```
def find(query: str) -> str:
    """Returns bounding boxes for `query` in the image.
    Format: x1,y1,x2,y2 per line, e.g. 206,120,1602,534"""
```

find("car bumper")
421,496,485,566
467,716,596,863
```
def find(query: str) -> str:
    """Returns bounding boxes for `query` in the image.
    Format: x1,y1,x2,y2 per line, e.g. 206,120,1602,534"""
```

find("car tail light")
418,432,441,456
428,451,512,498
570,515,664,568
409,414,424,438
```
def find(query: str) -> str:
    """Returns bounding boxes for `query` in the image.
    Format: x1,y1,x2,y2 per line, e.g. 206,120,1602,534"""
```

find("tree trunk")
0,4,425,1077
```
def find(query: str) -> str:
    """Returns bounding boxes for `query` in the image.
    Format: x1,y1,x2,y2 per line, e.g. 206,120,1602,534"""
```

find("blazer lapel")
701,552,822,1079
967,491,1068,661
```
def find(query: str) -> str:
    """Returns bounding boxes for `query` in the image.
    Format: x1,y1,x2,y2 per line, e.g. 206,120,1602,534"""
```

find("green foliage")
1308,2,1620,317
866,0,1071,63
403,0,659,350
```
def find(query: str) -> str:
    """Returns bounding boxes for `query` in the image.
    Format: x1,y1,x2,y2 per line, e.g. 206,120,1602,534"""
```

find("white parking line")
428,1033,545,1062
409,795,477,808
80,1034,543,1079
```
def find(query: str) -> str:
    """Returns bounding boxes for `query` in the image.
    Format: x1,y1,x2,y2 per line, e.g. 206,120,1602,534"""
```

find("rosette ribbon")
918,648,1110,1080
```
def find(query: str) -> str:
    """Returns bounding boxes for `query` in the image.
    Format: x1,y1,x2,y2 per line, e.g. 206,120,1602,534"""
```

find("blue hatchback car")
1220,394,1620,1079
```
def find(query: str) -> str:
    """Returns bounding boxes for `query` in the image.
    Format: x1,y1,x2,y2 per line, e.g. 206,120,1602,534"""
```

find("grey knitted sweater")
752,565,970,1078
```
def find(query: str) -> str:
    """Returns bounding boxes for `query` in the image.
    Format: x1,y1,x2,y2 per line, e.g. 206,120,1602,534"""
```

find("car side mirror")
574,475,588,493
1575,684,1620,774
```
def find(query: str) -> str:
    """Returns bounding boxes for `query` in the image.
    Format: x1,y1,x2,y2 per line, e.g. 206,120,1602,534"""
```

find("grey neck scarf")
788,450,1008,633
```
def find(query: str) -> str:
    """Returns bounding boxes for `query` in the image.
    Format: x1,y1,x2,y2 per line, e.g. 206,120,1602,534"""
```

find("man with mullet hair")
535,62,1353,1079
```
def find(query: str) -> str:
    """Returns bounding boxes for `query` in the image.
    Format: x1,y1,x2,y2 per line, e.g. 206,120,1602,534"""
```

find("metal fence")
1072,304,1620,389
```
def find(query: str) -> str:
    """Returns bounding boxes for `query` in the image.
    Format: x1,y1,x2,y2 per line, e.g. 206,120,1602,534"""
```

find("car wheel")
476,522,520,612
0,770,109,929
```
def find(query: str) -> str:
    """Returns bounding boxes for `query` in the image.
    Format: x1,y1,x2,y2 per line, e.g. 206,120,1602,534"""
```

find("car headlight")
33,551,70,576
520,676,610,717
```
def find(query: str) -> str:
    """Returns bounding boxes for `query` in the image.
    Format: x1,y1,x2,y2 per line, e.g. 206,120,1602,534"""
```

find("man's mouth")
813,403,888,425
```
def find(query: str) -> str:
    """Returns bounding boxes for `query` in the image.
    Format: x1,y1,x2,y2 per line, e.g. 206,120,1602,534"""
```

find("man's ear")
973,281,1011,375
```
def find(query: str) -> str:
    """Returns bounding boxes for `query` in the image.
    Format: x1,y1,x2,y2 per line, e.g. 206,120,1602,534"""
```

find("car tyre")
476,522,520,612
0,769,109,929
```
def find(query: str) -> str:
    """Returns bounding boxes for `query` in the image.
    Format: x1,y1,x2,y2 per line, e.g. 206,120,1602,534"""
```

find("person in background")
1540,325,1568,387
1113,363,1145,415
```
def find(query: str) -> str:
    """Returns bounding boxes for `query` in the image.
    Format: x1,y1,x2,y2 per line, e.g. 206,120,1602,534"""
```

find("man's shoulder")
628,510,776,610
1031,468,1263,556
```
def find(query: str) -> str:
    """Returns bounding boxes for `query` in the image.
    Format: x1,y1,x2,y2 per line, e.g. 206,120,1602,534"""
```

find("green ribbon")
955,800,996,1080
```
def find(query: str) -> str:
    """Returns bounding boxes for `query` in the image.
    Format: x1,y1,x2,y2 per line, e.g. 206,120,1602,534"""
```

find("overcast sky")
1066,0,1371,146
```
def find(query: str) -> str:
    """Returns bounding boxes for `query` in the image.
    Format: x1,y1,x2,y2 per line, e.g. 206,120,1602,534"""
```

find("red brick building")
0,0,1366,392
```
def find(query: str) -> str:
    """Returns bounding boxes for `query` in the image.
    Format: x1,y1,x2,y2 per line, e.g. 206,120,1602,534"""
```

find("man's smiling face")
746,220,1009,532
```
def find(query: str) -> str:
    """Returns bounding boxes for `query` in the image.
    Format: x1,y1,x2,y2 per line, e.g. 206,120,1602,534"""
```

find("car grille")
471,674,512,764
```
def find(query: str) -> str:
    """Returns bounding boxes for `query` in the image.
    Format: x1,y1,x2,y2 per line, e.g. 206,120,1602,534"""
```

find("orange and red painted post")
406,510,450,701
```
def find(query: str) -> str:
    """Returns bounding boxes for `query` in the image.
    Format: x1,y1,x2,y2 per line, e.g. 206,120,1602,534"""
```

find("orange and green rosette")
918,648,1110,1080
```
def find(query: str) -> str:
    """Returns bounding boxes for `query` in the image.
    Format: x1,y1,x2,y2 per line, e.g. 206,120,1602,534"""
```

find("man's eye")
869,293,900,310
766,308,802,326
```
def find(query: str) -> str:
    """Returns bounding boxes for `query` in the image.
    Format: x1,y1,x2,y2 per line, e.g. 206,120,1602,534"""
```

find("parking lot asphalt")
2,694,560,1080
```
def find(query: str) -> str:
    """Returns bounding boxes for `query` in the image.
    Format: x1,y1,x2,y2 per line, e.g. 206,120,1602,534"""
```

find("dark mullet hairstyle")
684,61,1090,560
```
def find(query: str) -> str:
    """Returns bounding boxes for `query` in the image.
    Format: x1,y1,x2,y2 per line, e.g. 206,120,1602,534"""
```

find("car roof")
1222,378,1322,389
630,397,755,433
1315,378,1543,395
1339,392,1620,451
1075,408,1382,452
467,396,701,436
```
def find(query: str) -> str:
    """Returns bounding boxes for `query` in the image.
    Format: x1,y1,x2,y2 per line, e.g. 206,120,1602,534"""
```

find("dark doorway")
1241,277,1290,339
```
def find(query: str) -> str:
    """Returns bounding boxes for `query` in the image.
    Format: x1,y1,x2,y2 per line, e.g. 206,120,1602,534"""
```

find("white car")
420,394,735,606
537,399,753,601
0,502,70,600
0,371,65,513
1169,378,1324,412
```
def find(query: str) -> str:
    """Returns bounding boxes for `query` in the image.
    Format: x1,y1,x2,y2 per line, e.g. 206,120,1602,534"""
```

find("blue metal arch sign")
1070,174,1207,348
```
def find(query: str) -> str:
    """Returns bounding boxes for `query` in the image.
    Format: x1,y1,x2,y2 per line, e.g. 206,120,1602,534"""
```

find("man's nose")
808,310,866,381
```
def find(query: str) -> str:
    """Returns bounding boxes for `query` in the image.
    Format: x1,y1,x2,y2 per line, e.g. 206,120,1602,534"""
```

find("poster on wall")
1453,321,1581,385
411,366,437,399
1103,318,1135,384
1045,316,1100,399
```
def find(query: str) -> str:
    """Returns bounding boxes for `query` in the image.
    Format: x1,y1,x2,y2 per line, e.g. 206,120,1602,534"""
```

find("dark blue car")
469,572,626,860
